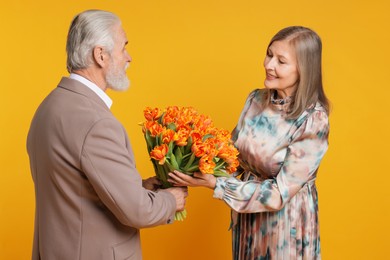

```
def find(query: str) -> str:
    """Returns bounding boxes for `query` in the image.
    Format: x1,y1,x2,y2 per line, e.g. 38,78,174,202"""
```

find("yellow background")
1,0,389,259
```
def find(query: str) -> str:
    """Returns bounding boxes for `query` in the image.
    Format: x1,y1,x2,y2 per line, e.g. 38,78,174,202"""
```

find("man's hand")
165,187,188,212
142,176,161,191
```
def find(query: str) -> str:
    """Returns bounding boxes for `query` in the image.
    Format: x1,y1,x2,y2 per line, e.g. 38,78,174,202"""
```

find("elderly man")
27,10,187,260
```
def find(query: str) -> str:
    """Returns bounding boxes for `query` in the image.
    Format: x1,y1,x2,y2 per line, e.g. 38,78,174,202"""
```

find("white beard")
106,62,130,91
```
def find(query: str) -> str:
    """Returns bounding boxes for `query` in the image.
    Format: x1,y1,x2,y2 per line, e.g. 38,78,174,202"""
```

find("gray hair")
66,10,120,73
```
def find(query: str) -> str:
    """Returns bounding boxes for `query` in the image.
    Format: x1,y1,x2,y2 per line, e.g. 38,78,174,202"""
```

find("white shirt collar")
69,73,113,109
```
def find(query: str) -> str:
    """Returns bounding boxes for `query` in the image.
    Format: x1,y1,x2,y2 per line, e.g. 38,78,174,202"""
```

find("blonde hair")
264,26,329,119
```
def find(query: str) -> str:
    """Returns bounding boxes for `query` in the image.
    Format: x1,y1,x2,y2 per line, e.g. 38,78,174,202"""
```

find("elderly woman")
169,26,330,259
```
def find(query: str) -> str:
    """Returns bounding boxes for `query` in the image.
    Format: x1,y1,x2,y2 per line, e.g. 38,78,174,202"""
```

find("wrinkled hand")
165,187,188,212
142,176,161,191
168,170,216,190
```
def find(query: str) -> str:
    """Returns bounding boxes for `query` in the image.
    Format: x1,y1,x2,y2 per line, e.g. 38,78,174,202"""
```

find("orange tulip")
194,115,213,134
150,144,169,165
190,131,203,143
175,128,189,146
163,106,179,125
191,140,207,157
217,146,231,160
162,129,178,144
199,155,216,174
215,128,231,139
144,107,162,121
179,107,197,125
203,138,218,157
226,159,240,173
144,121,164,137
162,115,175,125
218,145,239,160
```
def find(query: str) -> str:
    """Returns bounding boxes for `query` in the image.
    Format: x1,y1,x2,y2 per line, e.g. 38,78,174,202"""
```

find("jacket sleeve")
213,110,329,213
80,117,176,228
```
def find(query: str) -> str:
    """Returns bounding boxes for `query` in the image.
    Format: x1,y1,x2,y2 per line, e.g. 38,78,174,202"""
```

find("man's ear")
93,46,107,68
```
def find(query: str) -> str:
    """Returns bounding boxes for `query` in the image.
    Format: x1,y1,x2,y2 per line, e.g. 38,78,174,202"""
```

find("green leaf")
155,135,160,146
145,131,154,152
155,163,171,188
184,136,193,154
181,152,192,160
202,134,214,142
213,170,230,177
158,112,166,125
169,153,180,170
168,141,174,155
186,164,199,172
213,160,225,170
167,123,176,131
164,160,175,172
174,147,183,167
179,146,185,156
183,153,196,171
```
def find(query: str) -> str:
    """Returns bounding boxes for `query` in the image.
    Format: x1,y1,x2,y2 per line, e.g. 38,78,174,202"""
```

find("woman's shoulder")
302,102,328,116
311,102,329,120
246,88,267,103
249,88,267,96
294,102,329,128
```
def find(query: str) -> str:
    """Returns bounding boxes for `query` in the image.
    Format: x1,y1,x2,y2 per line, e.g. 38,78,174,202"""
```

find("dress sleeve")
214,109,329,213
80,118,176,227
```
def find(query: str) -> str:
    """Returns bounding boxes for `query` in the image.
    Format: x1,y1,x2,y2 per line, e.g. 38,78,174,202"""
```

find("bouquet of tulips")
140,106,239,221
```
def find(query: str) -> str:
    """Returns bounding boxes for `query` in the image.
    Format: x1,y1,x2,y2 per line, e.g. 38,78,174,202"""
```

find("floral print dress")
213,89,329,260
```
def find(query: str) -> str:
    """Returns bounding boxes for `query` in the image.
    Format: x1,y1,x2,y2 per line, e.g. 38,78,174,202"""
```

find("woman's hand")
168,170,217,190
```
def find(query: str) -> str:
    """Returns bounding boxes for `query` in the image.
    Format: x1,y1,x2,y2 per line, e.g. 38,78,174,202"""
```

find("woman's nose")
264,57,275,70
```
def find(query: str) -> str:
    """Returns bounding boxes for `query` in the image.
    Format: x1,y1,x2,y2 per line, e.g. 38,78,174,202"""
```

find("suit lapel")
57,77,110,111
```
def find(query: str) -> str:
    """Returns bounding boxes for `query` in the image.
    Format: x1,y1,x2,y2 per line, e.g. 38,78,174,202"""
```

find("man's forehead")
114,25,128,45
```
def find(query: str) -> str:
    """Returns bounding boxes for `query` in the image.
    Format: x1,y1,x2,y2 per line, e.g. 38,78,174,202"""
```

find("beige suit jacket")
27,77,176,260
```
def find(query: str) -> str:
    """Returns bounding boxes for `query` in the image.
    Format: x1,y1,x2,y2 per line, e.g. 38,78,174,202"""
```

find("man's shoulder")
35,80,116,131
55,77,110,110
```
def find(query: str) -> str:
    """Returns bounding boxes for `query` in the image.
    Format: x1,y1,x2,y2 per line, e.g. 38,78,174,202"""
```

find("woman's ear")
93,46,107,68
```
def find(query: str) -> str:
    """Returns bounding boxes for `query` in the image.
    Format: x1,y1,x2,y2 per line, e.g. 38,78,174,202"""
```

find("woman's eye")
279,59,286,64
